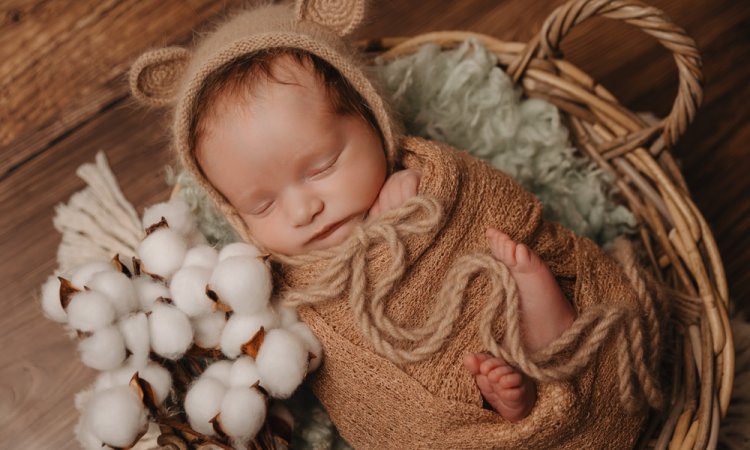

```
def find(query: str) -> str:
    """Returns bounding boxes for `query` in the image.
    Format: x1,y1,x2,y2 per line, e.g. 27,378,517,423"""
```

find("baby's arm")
367,169,421,219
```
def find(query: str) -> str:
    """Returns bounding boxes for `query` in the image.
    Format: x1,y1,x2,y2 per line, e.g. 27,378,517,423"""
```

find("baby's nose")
284,188,323,226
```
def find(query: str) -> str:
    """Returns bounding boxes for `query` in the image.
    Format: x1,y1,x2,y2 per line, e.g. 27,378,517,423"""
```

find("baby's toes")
475,374,498,400
479,355,508,376
487,229,516,266
463,353,483,375
498,372,524,390
512,243,544,274
487,365,515,384
498,386,525,404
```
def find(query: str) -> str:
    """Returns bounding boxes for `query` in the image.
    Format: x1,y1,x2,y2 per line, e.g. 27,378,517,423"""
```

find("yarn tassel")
53,152,144,273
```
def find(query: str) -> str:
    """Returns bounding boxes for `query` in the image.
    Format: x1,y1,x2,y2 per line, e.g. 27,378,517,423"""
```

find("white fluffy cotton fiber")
148,303,193,359
256,328,308,398
220,309,279,359
67,291,116,332
83,385,148,448
218,386,266,440
184,376,227,436
87,271,138,317
209,256,272,315
138,228,187,278
170,265,214,317
78,325,127,370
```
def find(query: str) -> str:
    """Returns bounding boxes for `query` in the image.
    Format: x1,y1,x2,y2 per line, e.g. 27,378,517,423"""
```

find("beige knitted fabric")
128,0,400,246
277,137,657,449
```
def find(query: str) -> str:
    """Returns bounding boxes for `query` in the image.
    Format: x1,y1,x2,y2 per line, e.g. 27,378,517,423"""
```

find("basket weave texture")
353,0,731,448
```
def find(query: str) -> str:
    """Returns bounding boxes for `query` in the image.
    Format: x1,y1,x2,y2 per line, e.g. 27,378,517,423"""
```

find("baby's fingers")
400,170,421,199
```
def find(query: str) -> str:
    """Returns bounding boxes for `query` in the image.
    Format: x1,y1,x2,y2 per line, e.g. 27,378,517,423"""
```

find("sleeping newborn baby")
130,1,659,448
194,50,575,423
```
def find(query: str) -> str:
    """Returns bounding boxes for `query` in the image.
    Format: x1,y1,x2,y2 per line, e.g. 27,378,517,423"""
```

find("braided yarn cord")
277,195,664,413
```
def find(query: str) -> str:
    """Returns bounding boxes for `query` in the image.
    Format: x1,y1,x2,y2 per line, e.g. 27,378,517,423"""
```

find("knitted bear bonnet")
129,0,399,244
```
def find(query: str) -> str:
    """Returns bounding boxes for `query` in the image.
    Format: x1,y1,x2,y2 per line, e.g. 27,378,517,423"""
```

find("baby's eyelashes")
307,151,341,180
248,199,274,216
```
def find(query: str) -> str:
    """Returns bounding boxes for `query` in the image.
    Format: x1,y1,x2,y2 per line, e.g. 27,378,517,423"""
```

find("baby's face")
198,58,387,256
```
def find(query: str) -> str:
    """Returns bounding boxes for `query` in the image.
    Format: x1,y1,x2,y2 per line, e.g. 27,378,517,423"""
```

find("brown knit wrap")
128,0,401,246
277,137,661,449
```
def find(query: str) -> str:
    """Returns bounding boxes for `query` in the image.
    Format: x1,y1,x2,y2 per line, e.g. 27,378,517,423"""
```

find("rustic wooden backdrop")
1,0,747,447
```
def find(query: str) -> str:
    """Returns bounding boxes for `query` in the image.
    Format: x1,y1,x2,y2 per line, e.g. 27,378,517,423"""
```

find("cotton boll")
256,329,308,398
201,360,232,386
274,303,299,328
229,357,261,388
192,311,226,349
117,312,150,368
218,242,263,261
40,275,67,323
142,199,196,237
67,291,116,332
84,385,148,448
170,266,213,317
184,377,227,436
94,370,119,393
220,309,279,359
138,228,187,278
182,244,219,270
287,322,323,372
79,325,127,370
132,277,169,312
72,261,115,290
218,387,266,440
75,416,104,450
149,303,193,360
87,271,138,317
93,364,136,393
209,256,272,314
93,361,171,406
139,362,172,405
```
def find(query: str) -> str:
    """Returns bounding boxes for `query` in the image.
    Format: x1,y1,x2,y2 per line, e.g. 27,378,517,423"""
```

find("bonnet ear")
129,46,191,107
294,0,367,37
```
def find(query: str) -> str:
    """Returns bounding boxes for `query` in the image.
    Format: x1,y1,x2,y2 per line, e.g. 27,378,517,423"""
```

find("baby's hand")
367,169,421,220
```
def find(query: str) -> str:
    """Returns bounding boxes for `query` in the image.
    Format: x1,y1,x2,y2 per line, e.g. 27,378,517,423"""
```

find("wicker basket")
350,0,731,448
162,0,732,448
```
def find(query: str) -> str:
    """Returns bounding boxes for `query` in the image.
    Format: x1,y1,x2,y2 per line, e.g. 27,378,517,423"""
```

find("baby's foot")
463,352,536,422
486,228,545,276
486,228,575,353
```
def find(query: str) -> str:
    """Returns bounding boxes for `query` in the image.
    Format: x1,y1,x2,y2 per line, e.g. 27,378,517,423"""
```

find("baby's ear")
129,46,191,107
294,0,366,37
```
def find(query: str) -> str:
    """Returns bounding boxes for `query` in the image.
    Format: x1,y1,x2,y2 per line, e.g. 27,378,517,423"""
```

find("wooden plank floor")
1,0,747,447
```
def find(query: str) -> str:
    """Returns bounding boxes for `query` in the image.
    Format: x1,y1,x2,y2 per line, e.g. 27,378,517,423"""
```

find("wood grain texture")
0,0,747,448
0,0,227,177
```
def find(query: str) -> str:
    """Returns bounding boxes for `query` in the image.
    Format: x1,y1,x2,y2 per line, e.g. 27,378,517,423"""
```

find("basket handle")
508,0,703,148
